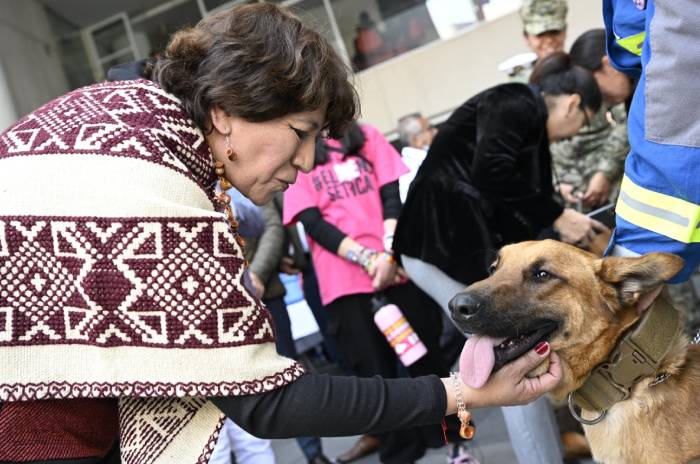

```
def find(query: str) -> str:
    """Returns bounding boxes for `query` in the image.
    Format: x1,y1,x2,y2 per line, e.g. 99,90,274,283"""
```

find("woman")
0,4,561,464
393,52,604,464
552,28,634,211
283,121,471,463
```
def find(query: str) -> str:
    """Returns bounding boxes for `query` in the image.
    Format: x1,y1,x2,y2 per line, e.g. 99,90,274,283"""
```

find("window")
131,0,203,58
477,0,525,21
286,0,339,49
331,0,444,71
44,0,524,90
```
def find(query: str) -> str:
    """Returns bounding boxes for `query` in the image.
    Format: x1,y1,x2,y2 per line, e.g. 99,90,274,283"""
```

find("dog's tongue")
459,335,505,388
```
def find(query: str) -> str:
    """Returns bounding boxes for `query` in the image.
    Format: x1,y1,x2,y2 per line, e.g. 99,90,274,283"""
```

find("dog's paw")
526,355,550,378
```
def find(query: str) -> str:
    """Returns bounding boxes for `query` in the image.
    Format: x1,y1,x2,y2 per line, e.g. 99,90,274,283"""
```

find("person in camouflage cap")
508,0,568,82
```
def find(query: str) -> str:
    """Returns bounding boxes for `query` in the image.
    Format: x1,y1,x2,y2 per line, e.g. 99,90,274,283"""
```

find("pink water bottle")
372,294,428,366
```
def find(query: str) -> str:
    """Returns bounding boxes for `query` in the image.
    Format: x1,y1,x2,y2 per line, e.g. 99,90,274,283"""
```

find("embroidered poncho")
0,79,303,463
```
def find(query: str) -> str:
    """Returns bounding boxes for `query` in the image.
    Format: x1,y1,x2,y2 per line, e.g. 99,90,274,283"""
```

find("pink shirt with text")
283,124,408,305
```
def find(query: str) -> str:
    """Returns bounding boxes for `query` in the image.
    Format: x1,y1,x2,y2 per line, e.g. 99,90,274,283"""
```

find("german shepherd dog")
449,240,700,464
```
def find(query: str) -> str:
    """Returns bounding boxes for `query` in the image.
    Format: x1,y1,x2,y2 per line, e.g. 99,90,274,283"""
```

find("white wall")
353,0,604,135
0,0,69,127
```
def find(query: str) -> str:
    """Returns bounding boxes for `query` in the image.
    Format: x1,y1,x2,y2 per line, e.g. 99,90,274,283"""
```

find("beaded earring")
213,159,246,254
225,133,237,162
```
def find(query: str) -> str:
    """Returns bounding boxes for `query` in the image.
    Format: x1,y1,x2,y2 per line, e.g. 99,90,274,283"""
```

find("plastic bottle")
371,293,427,366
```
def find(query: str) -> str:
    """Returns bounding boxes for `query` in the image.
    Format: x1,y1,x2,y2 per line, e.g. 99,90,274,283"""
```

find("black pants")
325,282,452,463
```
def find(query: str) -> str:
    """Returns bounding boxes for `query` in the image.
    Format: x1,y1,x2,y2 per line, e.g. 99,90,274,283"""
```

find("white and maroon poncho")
0,79,303,463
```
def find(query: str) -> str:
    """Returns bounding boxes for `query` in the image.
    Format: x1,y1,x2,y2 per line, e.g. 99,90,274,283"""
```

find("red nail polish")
535,341,549,355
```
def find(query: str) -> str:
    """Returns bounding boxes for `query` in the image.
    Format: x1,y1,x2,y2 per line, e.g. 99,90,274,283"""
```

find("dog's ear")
596,253,684,306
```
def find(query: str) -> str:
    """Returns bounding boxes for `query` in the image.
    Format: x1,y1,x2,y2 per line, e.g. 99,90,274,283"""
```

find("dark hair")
569,29,606,71
149,2,358,138
529,51,602,113
314,121,367,166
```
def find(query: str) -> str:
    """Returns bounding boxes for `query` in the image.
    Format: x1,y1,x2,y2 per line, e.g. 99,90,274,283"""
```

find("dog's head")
449,239,683,398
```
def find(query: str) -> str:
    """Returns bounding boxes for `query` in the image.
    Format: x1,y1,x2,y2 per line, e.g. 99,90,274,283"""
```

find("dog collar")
570,295,682,419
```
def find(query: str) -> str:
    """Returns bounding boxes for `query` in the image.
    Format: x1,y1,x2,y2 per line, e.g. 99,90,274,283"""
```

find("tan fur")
454,240,700,464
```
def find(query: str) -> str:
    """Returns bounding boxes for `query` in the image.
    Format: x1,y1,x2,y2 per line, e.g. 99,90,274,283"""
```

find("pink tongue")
459,335,503,388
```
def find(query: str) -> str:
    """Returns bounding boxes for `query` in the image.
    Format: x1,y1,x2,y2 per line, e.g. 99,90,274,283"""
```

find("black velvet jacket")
394,83,563,284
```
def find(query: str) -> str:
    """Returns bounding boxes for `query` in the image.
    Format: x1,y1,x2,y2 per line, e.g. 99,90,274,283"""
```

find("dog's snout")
449,292,482,319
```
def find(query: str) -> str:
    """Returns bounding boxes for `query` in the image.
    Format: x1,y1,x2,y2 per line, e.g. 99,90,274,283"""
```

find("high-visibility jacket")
604,0,700,282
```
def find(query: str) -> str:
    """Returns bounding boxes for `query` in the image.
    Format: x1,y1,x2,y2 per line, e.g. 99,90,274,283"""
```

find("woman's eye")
534,269,550,281
290,126,308,141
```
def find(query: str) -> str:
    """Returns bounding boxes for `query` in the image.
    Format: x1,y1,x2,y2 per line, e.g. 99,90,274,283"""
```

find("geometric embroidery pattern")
0,80,215,192
119,397,207,464
0,216,274,348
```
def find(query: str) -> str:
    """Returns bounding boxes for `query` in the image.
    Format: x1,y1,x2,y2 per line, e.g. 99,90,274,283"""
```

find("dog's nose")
449,292,482,319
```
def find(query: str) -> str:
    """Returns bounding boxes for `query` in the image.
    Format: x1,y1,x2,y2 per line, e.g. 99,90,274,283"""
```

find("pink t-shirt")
283,124,408,306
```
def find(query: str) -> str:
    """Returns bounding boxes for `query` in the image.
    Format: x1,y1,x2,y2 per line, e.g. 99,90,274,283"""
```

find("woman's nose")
293,143,315,174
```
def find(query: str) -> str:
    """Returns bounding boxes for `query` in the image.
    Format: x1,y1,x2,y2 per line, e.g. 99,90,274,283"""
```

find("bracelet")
383,233,394,253
365,251,396,272
346,247,378,271
450,372,475,440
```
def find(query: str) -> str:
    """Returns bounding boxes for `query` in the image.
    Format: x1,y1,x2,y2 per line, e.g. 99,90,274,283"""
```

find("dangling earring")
213,159,246,253
214,160,232,191
225,133,237,162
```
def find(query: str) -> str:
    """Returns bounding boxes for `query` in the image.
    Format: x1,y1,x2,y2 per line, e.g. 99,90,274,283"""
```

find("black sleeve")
379,181,401,219
211,373,446,438
297,207,347,253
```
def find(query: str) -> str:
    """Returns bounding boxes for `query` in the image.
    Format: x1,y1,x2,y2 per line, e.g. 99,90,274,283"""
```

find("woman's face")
545,93,593,142
208,106,326,205
593,57,633,105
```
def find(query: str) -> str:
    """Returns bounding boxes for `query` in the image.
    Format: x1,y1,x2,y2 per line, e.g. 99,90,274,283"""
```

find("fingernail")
535,341,549,355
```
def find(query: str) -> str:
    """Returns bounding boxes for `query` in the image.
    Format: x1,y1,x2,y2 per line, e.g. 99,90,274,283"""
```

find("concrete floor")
271,406,598,464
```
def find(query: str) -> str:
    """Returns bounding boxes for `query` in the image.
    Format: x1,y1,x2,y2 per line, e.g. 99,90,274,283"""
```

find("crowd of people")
1,1,699,464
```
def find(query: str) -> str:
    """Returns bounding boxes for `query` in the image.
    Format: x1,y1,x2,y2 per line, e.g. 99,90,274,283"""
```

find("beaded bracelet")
346,247,377,270
364,251,396,272
450,372,475,440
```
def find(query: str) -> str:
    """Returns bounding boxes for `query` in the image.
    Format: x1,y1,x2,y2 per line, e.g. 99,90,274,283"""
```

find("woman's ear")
565,93,582,117
209,106,231,135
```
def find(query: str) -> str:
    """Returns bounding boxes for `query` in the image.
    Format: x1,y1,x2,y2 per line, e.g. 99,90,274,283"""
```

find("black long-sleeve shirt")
212,373,446,438
297,181,401,253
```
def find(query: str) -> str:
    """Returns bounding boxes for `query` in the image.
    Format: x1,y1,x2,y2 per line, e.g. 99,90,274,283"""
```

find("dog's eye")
534,269,551,281
488,264,497,275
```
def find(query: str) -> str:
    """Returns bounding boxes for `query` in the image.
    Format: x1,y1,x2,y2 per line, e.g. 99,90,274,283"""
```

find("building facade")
0,0,601,134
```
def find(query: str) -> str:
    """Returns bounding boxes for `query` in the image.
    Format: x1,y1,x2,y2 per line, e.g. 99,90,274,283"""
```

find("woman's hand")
582,172,611,209
279,256,300,275
367,253,398,290
554,208,606,248
249,272,266,298
444,343,563,413
558,183,580,205
466,344,562,408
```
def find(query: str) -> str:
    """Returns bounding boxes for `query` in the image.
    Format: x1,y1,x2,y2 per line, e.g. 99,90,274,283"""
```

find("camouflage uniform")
550,103,629,212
